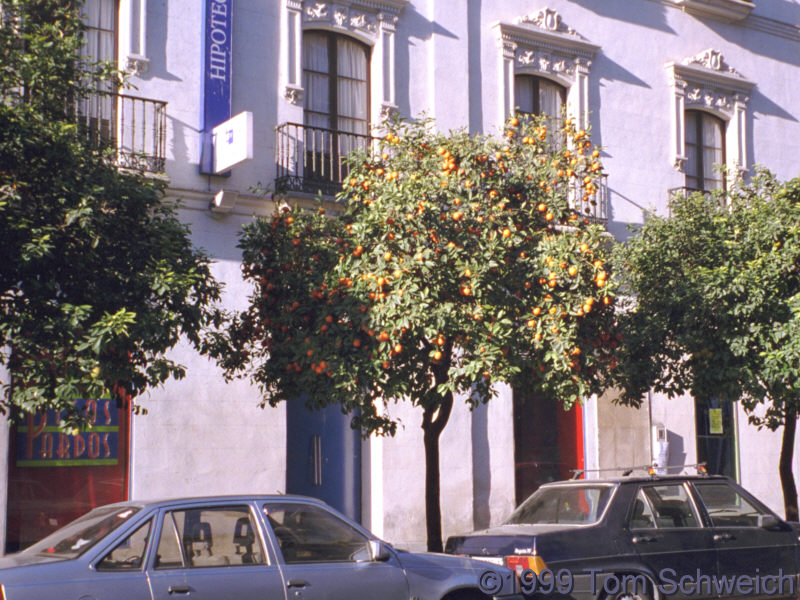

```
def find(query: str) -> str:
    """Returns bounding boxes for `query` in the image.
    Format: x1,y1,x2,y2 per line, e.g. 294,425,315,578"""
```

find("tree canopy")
613,169,800,518
0,0,221,427
206,115,621,550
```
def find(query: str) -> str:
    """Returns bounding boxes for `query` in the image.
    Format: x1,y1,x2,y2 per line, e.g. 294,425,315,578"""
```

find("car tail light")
505,555,547,576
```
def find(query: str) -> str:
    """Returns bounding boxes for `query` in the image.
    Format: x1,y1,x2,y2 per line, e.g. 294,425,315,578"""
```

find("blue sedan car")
0,494,521,600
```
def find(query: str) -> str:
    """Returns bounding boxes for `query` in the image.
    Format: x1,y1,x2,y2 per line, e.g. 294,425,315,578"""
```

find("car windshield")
20,505,141,559
506,485,614,526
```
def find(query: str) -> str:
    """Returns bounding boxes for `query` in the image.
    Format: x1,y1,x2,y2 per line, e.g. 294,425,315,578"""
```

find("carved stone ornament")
124,54,149,76
685,85,732,112
515,8,580,37
380,103,399,120
285,85,304,105
305,2,328,19
517,50,575,78
673,156,687,172
302,2,383,39
683,49,743,77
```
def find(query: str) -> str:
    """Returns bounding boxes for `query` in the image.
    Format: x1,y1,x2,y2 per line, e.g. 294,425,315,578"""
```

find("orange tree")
611,169,800,520
206,116,620,551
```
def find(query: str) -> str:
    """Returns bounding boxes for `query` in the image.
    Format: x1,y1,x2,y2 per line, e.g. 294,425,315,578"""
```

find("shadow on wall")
666,430,688,474
468,0,483,135
394,4,458,119
566,0,676,34
471,402,491,530
703,2,800,68
138,0,181,82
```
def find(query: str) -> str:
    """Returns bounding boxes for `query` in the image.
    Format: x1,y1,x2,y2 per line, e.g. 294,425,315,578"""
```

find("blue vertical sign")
200,0,233,174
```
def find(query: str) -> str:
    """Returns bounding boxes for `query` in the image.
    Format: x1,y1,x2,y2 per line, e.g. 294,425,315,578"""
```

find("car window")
96,519,152,570
21,506,141,560
629,490,657,529
154,506,265,568
506,485,614,525
695,481,770,527
263,503,369,564
641,484,699,528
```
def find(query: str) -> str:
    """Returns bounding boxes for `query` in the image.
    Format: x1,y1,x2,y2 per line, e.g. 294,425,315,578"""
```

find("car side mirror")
758,514,782,529
369,540,391,562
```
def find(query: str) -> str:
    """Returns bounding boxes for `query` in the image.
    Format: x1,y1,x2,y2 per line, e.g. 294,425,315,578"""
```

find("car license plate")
471,556,504,566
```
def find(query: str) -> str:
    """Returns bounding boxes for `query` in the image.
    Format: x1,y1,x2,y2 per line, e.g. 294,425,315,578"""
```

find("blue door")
286,399,361,522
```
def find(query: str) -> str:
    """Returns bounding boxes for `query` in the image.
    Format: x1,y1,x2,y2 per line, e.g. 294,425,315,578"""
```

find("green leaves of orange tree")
613,168,800,422
211,115,620,432
0,0,221,428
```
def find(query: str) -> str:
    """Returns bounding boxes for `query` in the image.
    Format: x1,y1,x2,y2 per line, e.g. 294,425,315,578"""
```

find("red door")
513,391,585,505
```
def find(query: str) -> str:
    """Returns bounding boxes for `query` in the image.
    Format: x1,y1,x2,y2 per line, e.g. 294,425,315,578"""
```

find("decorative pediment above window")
666,49,755,177
299,0,407,43
494,8,599,129
675,0,754,23
282,0,407,126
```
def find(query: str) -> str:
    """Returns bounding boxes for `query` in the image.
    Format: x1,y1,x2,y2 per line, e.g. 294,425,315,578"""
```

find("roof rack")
570,462,708,480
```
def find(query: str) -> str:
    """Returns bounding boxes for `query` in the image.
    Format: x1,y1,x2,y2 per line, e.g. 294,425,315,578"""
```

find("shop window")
695,398,738,479
5,399,131,553
685,110,726,191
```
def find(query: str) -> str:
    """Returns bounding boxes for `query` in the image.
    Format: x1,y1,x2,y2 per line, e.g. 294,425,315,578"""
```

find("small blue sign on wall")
200,0,233,174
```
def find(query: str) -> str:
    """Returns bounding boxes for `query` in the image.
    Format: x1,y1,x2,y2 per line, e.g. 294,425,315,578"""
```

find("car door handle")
713,533,736,542
286,579,310,588
632,535,657,544
168,585,191,595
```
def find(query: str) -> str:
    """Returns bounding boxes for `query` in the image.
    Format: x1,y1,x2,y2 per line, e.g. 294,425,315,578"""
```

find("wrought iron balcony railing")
76,93,167,174
275,122,373,197
570,174,608,224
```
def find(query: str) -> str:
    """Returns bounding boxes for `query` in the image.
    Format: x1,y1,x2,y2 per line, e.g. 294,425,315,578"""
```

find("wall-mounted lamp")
210,189,238,213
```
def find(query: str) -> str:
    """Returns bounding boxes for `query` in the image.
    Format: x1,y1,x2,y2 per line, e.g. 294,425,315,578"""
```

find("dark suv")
446,473,800,600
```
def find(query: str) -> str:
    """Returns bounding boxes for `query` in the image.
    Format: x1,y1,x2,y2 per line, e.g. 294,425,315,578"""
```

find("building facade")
3,0,800,553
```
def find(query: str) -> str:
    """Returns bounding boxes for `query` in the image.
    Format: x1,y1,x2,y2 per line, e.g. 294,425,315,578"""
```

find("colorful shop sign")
15,399,120,467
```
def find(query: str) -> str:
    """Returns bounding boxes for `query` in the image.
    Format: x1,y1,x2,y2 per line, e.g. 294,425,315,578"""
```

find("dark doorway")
513,391,584,505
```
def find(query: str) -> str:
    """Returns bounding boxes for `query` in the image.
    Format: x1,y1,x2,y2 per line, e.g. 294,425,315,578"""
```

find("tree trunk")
779,410,798,522
422,391,454,552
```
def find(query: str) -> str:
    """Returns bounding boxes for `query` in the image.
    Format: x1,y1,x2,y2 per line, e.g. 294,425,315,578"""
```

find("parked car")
446,473,800,600
0,494,521,600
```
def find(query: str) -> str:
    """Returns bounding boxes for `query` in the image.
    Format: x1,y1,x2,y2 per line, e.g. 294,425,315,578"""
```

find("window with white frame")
303,31,369,137
494,8,598,132
685,110,726,191
283,0,406,122
667,49,754,186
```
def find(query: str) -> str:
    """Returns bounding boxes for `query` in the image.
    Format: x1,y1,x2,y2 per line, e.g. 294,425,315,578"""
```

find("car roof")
539,474,731,486
96,494,333,511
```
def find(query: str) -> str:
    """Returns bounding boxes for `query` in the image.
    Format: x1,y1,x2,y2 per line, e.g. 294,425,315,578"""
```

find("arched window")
303,31,369,136
302,31,370,185
685,110,725,192
514,75,565,120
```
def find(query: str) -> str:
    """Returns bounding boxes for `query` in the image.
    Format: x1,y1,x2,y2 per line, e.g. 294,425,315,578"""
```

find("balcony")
571,174,609,224
275,122,372,197
76,93,167,174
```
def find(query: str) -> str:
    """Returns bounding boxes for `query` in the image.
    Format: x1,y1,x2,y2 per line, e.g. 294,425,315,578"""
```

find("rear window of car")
506,485,615,526
20,505,141,560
